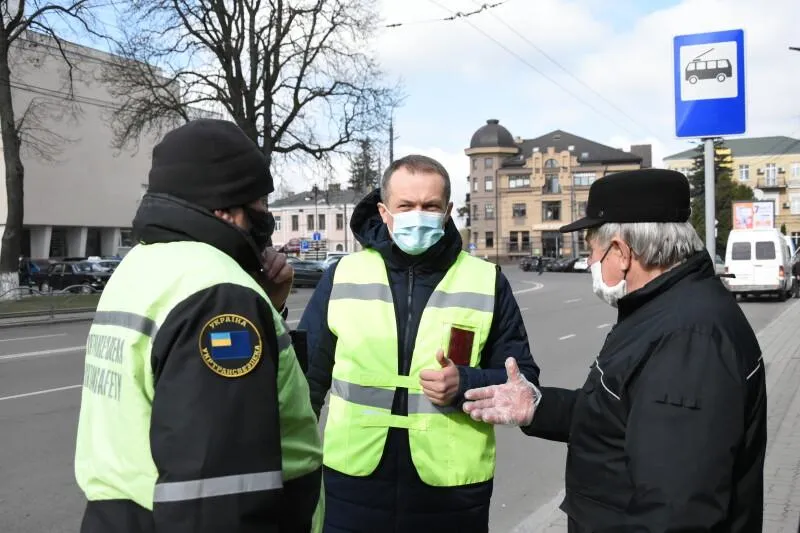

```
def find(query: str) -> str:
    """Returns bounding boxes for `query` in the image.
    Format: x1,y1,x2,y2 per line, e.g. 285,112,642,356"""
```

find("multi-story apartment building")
0,31,162,259
464,120,651,261
270,184,364,256
664,136,800,248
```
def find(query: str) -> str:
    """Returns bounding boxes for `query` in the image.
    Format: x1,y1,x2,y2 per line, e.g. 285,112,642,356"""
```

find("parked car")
573,256,589,272
550,257,579,272
39,261,111,293
323,254,347,270
286,256,324,287
519,257,537,271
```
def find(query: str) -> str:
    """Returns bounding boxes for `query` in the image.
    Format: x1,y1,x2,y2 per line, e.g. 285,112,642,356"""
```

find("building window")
573,172,596,186
291,215,299,231
792,162,800,178
472,232,478,245
509,176,530,189
485,231,494,248
791,194,800,215
473,178,479,192
765,163,777,181
543,201,561,221
484,157,493,169
578,201,588,217
509,231,519,252
520,231,530,252
484,203,495,220
472,159,478,170
318,214,326,230
544,174,561,194
544,158,559,169
739,164,749,181
307,214,314,231
336,213,344,230
274,216,282,231
512,203,527,217
484,176,493,191
472,204,479,220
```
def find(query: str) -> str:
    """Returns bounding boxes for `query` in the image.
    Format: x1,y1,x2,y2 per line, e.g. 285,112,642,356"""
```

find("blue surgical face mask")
387,209,446,256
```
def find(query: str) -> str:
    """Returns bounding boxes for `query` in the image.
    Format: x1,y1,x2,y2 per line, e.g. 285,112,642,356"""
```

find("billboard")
732,201,775,230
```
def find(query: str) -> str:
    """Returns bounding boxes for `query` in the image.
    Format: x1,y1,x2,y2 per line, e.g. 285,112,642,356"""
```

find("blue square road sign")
674,29,746,138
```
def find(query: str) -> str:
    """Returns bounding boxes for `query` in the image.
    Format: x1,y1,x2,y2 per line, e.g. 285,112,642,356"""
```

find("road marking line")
287,319,300,325
564,298,582,304
0,345,86,362
0,333,67,343
0,384,82,402
519,307,529,312
597,323,612,329
513,283,544,295
559,334,576,340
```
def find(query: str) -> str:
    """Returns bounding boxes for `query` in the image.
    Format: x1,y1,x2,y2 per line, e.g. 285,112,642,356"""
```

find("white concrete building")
270,185,365,255
0,31,160,259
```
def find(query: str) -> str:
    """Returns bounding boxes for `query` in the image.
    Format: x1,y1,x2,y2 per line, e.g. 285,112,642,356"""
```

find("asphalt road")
0,269,793,532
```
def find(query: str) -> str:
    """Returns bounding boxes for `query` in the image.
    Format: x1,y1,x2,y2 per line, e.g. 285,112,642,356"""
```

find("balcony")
541,185,562,195
757,177,786,189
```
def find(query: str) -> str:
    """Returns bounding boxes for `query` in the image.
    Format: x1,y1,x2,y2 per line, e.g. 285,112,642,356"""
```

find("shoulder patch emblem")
199,314,263,378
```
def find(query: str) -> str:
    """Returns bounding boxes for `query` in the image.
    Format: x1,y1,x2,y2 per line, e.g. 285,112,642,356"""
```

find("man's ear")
377,202,391,227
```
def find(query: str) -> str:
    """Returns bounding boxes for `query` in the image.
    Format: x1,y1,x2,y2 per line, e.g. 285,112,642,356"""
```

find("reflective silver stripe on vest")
426,291,494,313
277,331,292,352
331,378,457,415
331,282,493,314
330,283,393,303
407,394,458,415
332,378,394,410
93,310,158,337
153,471,283,502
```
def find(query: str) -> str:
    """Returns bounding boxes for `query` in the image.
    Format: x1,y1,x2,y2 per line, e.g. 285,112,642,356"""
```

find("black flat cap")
559,168,691,233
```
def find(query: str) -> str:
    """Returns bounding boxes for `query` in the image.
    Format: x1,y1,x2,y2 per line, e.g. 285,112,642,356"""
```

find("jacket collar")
617,251,715,321
132,193,263,273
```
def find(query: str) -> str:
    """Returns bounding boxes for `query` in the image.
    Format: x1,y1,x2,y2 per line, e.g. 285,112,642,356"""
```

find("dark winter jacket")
524,251,767,533
299,189,540,533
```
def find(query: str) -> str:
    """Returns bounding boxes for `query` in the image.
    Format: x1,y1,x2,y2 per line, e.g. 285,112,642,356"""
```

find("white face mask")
591,260,627,308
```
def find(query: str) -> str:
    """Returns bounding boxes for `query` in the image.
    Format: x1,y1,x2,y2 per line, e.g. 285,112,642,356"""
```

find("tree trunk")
0,41,25,300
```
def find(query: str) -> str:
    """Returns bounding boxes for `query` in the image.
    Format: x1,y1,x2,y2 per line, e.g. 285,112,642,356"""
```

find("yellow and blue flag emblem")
208,330,252,360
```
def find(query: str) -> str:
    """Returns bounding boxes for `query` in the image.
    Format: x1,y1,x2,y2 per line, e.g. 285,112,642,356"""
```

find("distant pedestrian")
537,256,545,275
464,169,766,533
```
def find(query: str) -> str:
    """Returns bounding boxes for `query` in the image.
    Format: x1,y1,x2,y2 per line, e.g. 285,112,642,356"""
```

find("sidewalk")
516,300,800,533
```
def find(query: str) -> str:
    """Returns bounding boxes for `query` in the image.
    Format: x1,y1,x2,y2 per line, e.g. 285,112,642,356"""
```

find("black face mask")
243,207,275,252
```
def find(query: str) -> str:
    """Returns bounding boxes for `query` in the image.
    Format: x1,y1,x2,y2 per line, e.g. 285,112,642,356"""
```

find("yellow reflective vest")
324,249,497,487
74,241,324,530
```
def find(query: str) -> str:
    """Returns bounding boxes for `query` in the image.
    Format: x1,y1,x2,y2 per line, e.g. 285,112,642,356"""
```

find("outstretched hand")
462,357,537,426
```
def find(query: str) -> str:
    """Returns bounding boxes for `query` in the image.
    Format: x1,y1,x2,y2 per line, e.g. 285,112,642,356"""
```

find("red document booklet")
447,326,475,366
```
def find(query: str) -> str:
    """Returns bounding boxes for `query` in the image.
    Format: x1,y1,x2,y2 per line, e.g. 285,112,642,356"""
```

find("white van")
724,229,793,300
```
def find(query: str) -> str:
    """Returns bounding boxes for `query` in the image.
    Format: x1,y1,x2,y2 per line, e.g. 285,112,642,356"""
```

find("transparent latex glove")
462,357,539,426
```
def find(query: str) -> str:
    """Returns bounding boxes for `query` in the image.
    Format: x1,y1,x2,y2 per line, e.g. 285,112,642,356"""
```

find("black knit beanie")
147,119,273,210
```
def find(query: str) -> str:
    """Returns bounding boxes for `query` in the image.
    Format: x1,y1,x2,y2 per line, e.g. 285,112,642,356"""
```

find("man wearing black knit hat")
464,169,767,532
74,119,324,533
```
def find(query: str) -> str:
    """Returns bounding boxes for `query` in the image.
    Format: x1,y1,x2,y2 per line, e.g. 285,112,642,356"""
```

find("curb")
0,312,95,329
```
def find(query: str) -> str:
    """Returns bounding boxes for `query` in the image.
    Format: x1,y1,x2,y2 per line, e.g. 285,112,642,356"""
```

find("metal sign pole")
704,138,716,260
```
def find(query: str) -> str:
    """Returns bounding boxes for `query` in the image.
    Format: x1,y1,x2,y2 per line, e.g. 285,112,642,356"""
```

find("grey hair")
587,222,705,269
380,154,451,206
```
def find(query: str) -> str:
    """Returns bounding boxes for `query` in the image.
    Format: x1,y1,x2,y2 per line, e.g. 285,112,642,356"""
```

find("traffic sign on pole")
312,232,321,242
300,239,309,252
673,29,746,138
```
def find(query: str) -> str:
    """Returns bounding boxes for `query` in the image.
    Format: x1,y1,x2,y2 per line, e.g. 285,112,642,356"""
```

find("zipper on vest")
401,267,415,376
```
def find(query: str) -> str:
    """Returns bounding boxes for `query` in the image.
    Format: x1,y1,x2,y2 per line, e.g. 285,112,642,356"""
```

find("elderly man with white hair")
463,169,767,533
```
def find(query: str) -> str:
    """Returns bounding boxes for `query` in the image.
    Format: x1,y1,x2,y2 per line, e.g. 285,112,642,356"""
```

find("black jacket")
80,194,320,533
299,190,540,533
524,252,766,533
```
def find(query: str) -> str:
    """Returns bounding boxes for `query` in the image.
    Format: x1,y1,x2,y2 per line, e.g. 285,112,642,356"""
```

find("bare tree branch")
0,0,107,279
103,0,403,187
